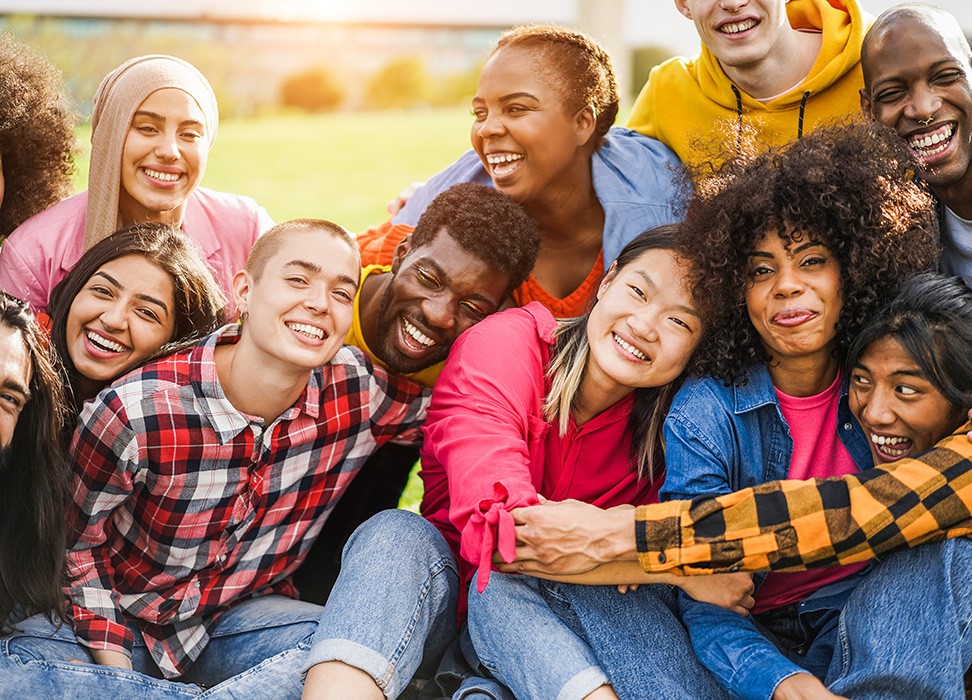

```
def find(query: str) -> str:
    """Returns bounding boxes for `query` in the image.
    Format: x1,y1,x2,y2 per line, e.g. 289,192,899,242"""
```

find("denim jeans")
827,538,972,699
0,509,458,700
467,572,609,700
561,583,730,700
0,595,319,699
303,509,460,699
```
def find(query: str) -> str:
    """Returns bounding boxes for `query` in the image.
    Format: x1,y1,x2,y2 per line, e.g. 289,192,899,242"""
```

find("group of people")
1,1,972,698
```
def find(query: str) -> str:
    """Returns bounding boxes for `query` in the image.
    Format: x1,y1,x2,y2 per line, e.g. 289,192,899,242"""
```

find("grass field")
72,107,474,233
73,108,475,510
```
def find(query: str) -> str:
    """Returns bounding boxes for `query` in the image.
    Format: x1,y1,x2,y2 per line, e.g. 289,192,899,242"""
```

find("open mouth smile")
719,18,759,35
287,322,325,341
612,332,649,361
908,123,955,160
86,329,128,354
400,317,436,351
485,152,524,178
143,167,183,183
869,432,914,461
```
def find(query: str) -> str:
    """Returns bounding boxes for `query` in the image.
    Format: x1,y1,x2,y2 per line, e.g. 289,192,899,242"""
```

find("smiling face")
235,229,359,374
373,228,510,375
850,335,963,464
861,17,972,192
470,46,595,207
675,0,790,72
65,254,176,391
581,247,701,409
118,88,209,227
0,324,31,448
745,232,842,366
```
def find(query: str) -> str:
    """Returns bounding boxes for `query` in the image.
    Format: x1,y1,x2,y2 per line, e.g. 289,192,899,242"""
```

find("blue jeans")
0,509,458,700
467,572,609,700
827,538,972,699
303,509,460,699
561,583,730,700
0,595,319,699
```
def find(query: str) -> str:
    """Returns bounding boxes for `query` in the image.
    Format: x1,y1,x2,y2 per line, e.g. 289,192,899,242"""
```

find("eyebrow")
749,240,825,259
418,257,501,307
92,271,170,314
132,110,205,129
854,360,926,379
634,269,700,318
0,378,29,401
472,91,540,103
871,58,964,88
283,260,360,290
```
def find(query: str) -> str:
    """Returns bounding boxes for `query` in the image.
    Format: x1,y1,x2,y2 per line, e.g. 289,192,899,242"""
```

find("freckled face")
850,335,963,464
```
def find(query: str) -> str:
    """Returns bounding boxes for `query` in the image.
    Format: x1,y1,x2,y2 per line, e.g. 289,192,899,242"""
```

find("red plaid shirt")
67,325,427,678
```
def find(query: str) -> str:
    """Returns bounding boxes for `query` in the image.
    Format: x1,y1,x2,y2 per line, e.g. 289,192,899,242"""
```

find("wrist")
600,505,638,562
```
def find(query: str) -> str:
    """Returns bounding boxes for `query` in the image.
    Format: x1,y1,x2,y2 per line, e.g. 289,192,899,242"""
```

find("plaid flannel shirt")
636,421,972,574
67,325,428,678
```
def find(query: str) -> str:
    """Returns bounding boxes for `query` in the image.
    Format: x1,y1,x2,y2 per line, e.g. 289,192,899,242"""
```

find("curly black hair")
411,182,541,297
492,25,619,147
0,35,75,239
680,121,940,382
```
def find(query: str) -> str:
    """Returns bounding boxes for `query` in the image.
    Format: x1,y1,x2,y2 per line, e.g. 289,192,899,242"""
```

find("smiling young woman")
47,222,225,413
0,55,273,316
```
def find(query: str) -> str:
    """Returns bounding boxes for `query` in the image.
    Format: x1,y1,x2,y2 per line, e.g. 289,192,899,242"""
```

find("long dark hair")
48,223,225,407
0,293,70,632
848,272,972,418
544,225,694,480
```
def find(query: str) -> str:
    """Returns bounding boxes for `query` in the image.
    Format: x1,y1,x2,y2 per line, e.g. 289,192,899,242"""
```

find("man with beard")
860,3,972,284
296,182,541,603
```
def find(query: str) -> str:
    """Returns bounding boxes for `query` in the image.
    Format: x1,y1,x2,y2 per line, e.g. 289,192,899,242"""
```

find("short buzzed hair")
862,3,972,88
409,183,541,297
245,218,359,280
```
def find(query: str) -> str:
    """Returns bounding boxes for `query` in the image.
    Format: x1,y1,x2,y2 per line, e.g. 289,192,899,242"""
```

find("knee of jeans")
345,509,454,569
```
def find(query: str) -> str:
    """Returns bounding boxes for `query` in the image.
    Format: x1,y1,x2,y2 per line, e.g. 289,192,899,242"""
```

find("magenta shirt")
752,371,869,613
420,302,661,605
0,188,272,315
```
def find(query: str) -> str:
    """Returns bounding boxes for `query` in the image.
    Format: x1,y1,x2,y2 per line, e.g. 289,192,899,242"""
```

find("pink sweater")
0,188,272,314
420,303,661,601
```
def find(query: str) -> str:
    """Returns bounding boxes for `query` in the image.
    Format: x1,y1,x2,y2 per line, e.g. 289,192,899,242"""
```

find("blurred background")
2,0,970,233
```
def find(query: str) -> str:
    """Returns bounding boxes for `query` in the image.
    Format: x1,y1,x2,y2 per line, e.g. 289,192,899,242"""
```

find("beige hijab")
83,55,219,251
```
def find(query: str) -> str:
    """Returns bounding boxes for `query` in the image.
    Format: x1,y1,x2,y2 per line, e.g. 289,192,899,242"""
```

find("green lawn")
73,108,474,511
73,107,473,233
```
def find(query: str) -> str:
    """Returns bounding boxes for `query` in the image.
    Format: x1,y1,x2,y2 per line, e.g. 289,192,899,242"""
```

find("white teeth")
144,168,180,182
721,19,757,34
403,319,434,348
909,124,954,154
287,322,324,340
870,434,909,446
612,333,648,361
86,330,125,353
486,153,524,165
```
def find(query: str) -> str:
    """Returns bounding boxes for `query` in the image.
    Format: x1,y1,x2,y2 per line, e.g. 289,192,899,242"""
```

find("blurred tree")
366,56,430,110
629,45,673,99
280,66,344,112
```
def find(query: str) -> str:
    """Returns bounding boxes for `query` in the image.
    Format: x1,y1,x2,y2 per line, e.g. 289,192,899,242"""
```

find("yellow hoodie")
627,0,871,171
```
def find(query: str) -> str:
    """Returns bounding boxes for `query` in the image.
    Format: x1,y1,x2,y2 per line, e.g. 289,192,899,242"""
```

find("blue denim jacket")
661,364,872,700
392,127,684,267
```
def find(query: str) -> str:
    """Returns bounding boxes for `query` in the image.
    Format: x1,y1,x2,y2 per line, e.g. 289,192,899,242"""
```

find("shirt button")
657,553,666,563
843,422,852,431
730,565,740,572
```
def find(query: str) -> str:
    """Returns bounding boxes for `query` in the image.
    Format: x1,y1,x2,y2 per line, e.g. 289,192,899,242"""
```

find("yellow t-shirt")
345,264,443,388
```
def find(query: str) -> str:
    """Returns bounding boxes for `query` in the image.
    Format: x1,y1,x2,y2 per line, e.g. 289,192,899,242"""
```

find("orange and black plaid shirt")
635,422,972,574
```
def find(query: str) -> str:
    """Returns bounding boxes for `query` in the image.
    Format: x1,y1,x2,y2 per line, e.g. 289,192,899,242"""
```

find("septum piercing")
918,116,936,126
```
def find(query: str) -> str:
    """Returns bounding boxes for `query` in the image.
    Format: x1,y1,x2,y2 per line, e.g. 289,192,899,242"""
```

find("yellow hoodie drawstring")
730,85,814,153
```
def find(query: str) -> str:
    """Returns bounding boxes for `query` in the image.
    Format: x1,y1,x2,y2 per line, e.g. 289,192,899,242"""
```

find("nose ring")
918,116,936,126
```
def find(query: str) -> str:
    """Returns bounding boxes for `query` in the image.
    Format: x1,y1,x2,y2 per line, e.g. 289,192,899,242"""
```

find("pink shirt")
420,303,661,602
0,188,273,314
752,372,868,613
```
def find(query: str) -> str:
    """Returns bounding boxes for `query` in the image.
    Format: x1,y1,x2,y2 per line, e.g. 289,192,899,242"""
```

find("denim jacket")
661,364,872,700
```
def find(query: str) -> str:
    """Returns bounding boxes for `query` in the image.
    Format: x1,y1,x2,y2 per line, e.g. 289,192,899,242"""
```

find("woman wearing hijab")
0,54,273,314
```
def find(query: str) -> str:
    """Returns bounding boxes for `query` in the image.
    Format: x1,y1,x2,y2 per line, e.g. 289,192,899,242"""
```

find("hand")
617,584,640,594
772,673,847,700
385,181,424,215
89,648,133,669
676,572,755,615
495,499,636,576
